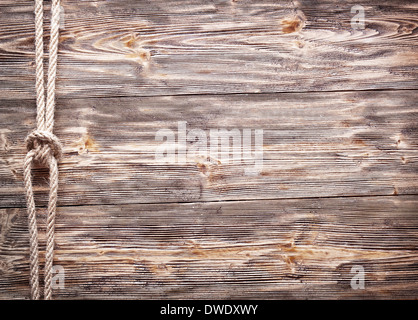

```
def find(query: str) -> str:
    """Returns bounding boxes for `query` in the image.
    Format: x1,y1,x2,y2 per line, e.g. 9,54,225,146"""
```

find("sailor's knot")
25,130,62,166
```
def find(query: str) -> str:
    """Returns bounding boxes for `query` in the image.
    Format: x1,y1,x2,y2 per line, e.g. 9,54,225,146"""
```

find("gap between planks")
3,87,418,103
1,193,417,211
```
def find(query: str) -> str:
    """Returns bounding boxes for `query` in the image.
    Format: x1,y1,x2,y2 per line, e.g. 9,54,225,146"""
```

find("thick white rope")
24,0,62,300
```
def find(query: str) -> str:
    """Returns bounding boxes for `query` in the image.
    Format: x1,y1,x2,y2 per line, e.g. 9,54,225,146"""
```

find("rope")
24,0,62,300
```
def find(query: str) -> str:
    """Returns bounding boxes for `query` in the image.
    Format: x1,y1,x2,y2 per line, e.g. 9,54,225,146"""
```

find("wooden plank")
1,195,417,299
0,0,417,99
1,90,417,208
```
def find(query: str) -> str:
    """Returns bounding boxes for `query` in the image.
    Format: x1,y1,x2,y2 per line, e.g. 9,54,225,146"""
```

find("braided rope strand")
44,156,59,300
24,0,62,300
23,149,41,300
34,0,45,131
45,0,60,133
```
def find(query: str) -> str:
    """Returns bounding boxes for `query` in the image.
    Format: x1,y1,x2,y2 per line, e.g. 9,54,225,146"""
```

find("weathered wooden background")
0,0,417,299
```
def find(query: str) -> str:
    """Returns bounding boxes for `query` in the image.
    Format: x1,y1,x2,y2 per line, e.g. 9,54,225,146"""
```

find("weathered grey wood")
0,0,417,99
0,0,417,301
0,90,417,208
1,195,417,299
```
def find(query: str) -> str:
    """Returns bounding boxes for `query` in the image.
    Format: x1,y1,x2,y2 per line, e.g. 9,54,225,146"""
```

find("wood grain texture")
0,0,417,99
1,196,417,299
0,0,417,300
0,90,417,208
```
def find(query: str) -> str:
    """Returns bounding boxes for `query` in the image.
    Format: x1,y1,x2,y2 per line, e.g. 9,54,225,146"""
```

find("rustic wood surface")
0,0,417,299
0,0,417,99
0,90,417,208
1,196,418,299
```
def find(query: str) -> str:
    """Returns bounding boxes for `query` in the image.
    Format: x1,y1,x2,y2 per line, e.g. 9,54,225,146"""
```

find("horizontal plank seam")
3,88,418,103
1,193,417,210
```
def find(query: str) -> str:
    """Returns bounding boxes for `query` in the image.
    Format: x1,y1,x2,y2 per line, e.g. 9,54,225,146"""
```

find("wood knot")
281,11,306,34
